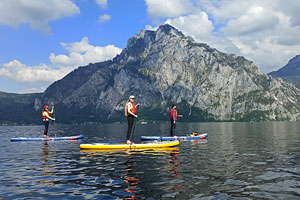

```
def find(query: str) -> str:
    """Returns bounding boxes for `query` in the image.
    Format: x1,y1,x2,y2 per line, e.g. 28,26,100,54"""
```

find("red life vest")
170,108,177,120
42,111,50,120
127,102,136,115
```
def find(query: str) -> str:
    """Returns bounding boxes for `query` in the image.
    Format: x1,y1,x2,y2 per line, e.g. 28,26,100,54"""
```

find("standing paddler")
42,105,55,138
125,95,140,144
170,104,182,137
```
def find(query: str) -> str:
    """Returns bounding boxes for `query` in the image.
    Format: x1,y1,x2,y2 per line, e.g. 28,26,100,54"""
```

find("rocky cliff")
36,24,300,123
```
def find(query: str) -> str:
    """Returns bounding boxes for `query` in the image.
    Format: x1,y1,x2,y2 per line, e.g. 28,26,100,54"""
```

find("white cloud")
96,0,107,8
0,0,80,33
18,87,46,94
50,37,122,67
145,0,192,20
0,60,70,83
165,12,214,42
221,6,279,36
0,37,122,84
98,14,111,23
145,0,300,73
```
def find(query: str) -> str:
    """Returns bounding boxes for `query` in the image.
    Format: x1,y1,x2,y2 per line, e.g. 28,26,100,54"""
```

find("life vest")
42,111,50,121
126,102,136,116
191,132,199,136
170,108,177,119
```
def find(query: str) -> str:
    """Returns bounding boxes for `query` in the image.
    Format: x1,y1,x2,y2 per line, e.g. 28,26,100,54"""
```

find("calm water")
0,122,300,199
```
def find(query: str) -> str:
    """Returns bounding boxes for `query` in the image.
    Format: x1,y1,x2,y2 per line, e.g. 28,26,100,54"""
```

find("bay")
0,122,300,199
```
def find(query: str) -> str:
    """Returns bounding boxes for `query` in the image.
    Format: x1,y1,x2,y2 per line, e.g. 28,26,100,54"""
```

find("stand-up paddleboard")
11,135,84,142
80,140,179,150
141,133,208,141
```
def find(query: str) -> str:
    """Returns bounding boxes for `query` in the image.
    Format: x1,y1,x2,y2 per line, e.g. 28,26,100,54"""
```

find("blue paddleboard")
11,135,84,142
141,133,208,141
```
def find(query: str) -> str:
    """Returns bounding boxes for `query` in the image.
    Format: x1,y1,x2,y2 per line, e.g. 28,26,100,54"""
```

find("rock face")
268,55,300,89
41,24,300,123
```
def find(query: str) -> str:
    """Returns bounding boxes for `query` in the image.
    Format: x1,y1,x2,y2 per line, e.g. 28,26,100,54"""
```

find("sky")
0,0,300,93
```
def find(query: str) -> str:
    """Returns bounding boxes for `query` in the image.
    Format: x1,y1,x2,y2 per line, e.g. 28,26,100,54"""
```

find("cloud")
98,14,111,23
274,0,300,27
165,12,214,42
0,37,122,84
96,0,107,8
0,60,70,83
221,6,279,36
145,0,300,73
18,87,47,94
145,0,192,20
0,0,80,33
50,37,122,67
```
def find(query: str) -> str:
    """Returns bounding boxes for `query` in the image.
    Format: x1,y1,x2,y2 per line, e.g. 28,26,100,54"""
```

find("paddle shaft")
52,104,56,138
131,106,139,142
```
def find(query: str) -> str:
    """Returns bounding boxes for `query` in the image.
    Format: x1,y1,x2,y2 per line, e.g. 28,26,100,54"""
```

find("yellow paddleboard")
80,140,180,150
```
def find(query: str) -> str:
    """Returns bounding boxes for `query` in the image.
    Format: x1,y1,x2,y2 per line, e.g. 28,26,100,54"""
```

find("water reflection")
1,122,300,199
80,147,180,199
169,150,180,178
41,142,50,182
122,151,140,199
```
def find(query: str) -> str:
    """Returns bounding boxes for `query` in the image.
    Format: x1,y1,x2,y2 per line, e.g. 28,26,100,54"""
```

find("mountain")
36,24,300,123
268,55,300,88
1,24,300,125
0,91,42,125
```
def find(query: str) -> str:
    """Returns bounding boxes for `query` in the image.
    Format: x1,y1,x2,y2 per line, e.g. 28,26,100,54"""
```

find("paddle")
51,103,55,125
51,103,56,138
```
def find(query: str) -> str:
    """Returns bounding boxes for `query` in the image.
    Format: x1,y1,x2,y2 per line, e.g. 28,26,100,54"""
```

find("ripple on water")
91,194,119,200
246,191,300,200
104,179,125,187
252,161,267,165
256,168,298,181
113,190,135,197
224,179,249,186
258,179,300,194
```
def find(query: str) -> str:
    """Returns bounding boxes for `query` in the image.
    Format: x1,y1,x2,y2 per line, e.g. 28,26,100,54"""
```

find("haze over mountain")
1,24,300,124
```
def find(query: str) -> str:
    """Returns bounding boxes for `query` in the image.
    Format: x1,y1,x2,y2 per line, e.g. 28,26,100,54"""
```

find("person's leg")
44,121,49,137
127,116,134,141
173,121,176,136
170,119,174,136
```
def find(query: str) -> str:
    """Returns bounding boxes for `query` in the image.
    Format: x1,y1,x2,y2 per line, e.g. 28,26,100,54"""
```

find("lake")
0,122,300,199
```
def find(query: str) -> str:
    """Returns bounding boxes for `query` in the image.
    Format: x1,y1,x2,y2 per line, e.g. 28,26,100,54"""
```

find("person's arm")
48,106,54,114
44,112,55,121
127,103,137,117
173,109,176,122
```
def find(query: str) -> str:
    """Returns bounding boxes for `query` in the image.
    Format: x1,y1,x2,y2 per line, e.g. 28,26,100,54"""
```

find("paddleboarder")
125,95,140,144
42,105,55,138
170,104,182,137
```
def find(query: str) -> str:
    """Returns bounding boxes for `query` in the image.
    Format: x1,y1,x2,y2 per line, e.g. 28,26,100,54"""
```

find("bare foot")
127,140,134,144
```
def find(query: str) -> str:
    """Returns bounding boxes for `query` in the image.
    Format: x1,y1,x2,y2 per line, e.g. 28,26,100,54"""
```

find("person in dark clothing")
125,95,140,144
170,104,182,136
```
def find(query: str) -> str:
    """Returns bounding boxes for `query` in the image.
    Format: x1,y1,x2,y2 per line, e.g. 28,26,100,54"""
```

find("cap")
44,105,49,109
129,95,135,99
